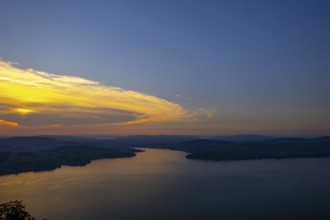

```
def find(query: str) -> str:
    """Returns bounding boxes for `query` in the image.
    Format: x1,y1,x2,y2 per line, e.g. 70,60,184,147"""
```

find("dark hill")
0,136,75,152
111,135,197,145
144,137,330,161
214,135,273,142
0,146,139,176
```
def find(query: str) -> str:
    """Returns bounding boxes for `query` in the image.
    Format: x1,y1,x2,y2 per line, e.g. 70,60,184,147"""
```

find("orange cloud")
0,119,18,127
0,60,190,128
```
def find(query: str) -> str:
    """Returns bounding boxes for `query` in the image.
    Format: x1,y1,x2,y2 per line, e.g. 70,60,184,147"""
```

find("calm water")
1,148,330,220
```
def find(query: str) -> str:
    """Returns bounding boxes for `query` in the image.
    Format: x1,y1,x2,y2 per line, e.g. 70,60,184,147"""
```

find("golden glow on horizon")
0,60,191,130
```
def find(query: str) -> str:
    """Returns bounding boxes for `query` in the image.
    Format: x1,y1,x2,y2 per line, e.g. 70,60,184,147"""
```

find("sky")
0,0,329,136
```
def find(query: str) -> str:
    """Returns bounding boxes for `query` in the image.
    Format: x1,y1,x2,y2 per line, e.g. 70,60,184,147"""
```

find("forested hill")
0,136,140,176
0,146,139,176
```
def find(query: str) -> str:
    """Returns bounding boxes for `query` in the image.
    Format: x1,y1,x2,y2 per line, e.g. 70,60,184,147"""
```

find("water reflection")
1,149,330,220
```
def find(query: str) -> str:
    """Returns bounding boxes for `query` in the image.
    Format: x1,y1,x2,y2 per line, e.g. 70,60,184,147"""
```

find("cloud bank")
0,60,191,131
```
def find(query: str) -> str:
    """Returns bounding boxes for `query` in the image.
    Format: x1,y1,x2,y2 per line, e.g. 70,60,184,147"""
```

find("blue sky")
0,0,329,135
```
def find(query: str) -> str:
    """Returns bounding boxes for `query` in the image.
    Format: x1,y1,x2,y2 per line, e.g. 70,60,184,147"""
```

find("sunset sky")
0,0,329,136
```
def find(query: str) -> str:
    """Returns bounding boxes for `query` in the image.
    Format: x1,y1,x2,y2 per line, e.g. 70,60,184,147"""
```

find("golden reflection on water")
0,149,188,220
1,149,330,220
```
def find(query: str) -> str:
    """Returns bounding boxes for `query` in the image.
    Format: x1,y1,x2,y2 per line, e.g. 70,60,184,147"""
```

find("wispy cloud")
0,60,218,134
0,60,190,128
0,119,18,127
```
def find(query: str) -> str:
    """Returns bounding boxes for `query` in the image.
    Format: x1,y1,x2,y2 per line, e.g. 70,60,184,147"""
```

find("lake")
1,148,330,220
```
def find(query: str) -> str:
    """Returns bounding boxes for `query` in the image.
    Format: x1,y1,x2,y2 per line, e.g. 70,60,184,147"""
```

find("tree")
0,200,36,220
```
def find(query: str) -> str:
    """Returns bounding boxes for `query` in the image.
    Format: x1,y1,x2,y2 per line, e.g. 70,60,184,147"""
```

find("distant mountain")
213,135,274,142
35,135,98,142
260,137,309,143
0,136,76,152
111,135,198,145
312,136,330,142
0,136,139,153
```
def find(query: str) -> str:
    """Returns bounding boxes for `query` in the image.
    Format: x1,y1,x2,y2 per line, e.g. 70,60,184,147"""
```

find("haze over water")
1,148,330,220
